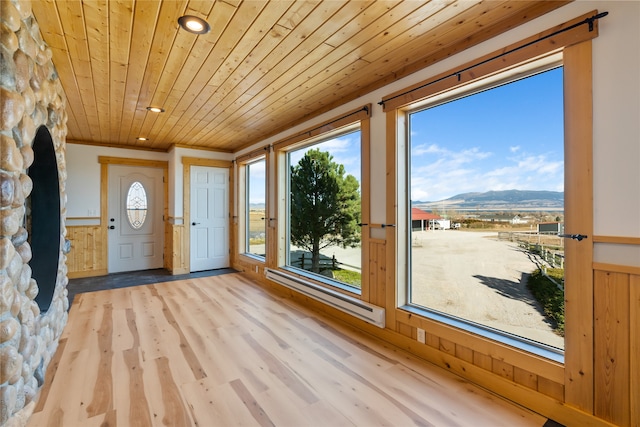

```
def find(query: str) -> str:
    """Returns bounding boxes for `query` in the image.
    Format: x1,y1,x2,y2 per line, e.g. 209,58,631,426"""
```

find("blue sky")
289,130,361,179
248,131,362,204
247,158,266,205
410,67,564,202
251,67,563,204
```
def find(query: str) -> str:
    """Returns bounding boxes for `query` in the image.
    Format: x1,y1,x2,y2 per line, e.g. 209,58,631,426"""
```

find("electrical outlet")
417,328,426,344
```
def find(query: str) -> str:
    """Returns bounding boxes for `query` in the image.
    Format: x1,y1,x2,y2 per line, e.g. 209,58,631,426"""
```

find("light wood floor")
29,273,548,426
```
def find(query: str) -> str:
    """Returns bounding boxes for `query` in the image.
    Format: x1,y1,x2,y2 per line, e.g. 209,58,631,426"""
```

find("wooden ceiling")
32,0,569,153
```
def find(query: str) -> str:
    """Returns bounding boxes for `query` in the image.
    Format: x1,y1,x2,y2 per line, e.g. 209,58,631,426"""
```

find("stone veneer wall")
1,0,69,425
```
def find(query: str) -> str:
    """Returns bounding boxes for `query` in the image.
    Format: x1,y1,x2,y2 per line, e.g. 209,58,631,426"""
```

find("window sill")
400,304,564,364
240,253,266,263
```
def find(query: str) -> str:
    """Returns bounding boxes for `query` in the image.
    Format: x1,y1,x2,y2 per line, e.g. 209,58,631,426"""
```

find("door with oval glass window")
108,165,164,273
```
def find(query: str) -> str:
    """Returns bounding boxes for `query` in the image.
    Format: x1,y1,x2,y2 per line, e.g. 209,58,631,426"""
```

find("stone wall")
1,0,69,425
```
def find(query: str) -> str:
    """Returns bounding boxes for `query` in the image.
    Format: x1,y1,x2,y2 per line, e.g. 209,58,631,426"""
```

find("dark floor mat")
67,267,236,307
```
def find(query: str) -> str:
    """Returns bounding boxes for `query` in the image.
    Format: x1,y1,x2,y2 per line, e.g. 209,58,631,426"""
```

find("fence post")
300,253,305,269
332,255,337,269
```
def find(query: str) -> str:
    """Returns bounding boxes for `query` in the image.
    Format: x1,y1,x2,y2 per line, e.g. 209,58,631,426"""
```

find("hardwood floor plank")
181,379,259,426
242,333,318,405
303,400,356,427
150,285,207,380
32,338,67,413
313,347,432,427
111,308,135,352
122,348,153,426
236,308,291,350
229,378,276,427
28,349,90,426
29,273,547,427
269,310,352,359
128,285,197,383
155,356,192,426
86,303,114,417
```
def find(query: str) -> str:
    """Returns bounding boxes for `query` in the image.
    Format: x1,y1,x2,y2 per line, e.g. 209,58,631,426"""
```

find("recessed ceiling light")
146,106,165,113
178,15,210,34
137,137,149,141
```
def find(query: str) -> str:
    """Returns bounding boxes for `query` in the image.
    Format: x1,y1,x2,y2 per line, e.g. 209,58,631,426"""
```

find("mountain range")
414,190,564,210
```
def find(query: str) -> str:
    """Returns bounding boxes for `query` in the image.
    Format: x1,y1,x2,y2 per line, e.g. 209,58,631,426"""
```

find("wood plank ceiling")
31,0,570,153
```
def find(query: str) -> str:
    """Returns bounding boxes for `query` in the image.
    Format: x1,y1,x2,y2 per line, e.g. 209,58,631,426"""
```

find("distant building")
511,215,533,224
411,208,442,231
538,222,564,234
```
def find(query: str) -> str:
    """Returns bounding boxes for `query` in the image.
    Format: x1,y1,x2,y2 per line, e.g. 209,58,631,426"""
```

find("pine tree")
290,149,360,273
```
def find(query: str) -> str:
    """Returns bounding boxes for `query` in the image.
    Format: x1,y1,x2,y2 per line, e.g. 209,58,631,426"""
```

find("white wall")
65,144,167,224
66,143,232,224
168,146,234,220
236,0,640,266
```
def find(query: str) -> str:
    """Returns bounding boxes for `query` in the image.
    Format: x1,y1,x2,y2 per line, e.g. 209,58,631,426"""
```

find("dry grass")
249,209,266,244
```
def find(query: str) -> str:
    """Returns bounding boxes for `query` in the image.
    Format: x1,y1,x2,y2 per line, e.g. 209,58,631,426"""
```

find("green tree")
290,149,360,273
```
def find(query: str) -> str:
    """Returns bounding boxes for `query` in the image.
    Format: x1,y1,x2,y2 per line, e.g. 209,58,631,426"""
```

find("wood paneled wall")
66,225,106,278
168,223,188,274
593,264,640,427
363,239,386,307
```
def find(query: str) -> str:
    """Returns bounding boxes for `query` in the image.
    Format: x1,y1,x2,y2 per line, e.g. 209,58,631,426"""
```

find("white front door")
190,166,229,272
108,165,164,273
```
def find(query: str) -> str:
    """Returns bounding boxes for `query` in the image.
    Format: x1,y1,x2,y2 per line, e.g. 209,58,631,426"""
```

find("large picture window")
285,127,362,292
407,65,565,351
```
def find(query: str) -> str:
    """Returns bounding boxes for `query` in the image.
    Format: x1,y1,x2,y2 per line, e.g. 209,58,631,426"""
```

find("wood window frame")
272,105,372,299
384,11,598,413
236,153,269,264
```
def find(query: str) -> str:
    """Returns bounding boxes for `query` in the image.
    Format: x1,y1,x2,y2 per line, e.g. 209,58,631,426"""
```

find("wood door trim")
182,158,233,273
100,158,169,274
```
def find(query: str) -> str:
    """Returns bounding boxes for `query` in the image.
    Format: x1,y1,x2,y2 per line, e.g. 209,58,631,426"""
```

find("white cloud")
411,146,563,201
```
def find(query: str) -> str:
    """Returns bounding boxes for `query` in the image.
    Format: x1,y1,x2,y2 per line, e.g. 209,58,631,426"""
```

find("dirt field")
411,230,564,349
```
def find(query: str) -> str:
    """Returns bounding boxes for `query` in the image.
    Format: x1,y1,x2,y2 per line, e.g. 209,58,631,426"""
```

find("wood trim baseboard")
67,269,108,279
593,262,640,276
593,235,640,245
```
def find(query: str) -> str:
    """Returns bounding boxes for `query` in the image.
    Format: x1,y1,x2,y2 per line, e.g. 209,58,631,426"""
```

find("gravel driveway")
411,230,563,349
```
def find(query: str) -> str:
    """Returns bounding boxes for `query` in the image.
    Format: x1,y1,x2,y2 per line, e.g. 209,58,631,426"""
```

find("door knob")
109,225,115,230
192,222,200,226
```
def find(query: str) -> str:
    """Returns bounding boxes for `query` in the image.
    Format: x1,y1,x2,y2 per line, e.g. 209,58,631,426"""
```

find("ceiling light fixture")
137,137,149,141
146,106,165,113
178,15,210,35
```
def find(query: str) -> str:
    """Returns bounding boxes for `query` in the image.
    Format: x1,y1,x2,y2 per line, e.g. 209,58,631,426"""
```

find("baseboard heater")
265,268,385,328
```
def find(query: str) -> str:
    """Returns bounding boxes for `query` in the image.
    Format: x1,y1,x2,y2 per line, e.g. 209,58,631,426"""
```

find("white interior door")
108,165,164,273
190,166,230,272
